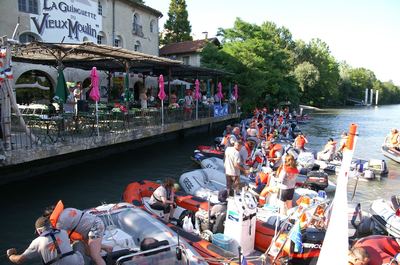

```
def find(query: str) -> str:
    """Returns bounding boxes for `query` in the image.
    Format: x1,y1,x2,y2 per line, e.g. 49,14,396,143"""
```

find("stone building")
0,0,163,103
159,38,220,67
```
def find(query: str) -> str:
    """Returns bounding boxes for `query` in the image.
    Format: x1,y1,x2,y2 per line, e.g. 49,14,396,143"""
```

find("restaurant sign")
30,0,102,43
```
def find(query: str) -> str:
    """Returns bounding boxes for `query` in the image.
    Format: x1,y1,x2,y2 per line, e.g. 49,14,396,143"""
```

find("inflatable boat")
382,145,400,163
121,183,258,264
315,157,388,177
369,198,400,238
185,163,336,195
123,180,329,257
84,202,208,265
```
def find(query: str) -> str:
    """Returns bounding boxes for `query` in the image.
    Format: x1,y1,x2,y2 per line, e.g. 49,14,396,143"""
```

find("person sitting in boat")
194,189,228,234
293,132,308,151
317,138,337,161
385,128,400,149
220,126,241,148
265,140,283,170
149,178,177,222
276,154,299,215
254,167,273,196
6,216,84,265
349,235,400,265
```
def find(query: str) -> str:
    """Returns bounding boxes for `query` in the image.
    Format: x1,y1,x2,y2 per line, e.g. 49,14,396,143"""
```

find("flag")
241,256,248,265
289,221,303,253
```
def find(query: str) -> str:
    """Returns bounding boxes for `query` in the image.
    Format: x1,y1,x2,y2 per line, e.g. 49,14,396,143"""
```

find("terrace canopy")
11,42,231,77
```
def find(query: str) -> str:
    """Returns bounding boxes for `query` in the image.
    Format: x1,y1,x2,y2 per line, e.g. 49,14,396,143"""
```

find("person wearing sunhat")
6,216,84,265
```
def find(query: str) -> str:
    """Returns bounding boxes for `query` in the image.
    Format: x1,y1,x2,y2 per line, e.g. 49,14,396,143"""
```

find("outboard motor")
270,227,326,265
288,227,326,265
304,171,329,192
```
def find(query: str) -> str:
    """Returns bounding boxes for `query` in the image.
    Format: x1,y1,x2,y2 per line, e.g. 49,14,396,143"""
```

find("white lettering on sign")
30,0,102,43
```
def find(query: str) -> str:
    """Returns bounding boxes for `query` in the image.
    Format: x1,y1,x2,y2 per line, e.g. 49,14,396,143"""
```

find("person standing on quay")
224,140,248,196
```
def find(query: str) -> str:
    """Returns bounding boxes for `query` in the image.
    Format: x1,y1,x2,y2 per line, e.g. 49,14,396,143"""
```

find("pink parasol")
194,79,201,100
234,84,238,100
89,67,100,102
158,74,166,101
217,82,223,100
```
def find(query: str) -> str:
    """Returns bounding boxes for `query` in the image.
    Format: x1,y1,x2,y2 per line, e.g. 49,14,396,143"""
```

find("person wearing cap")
6,216,84,265
317,138,337,161
195,189,228,234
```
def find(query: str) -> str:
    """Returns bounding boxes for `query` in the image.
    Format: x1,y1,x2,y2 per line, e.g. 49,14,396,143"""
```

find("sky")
145,0,400,85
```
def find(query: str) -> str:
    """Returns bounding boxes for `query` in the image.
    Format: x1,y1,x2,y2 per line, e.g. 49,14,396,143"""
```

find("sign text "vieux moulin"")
31,0,98,40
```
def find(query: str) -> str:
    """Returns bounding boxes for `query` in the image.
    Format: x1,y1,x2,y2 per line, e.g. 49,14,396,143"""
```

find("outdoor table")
37,115,64,143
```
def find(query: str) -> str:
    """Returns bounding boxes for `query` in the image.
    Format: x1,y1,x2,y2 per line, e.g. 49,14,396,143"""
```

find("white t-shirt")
184,95,193,108
149,186,174,205
224,146,241,176
22,229,84,265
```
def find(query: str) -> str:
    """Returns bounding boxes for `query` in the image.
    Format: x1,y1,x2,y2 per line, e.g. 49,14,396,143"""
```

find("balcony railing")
132,24,144,37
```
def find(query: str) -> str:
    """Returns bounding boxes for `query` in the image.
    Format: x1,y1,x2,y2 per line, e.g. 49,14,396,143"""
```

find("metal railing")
132,23,144,37
0,103,239,151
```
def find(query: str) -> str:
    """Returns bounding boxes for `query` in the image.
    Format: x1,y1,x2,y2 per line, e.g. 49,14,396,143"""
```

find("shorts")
278,188,295,201
88,217,105,240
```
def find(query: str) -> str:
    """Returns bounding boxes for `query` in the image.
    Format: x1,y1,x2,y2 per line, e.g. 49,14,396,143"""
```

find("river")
1,104,399,263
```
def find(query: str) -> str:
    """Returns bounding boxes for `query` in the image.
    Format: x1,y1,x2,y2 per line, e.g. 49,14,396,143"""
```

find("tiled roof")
159,38,220,56
123,0,163,17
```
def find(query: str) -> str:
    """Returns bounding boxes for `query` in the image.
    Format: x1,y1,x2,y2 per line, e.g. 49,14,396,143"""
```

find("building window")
134,41,141,52
150,20,155,33
114,36,122,47
132,14,143,37
182,56,190,65
98,1,103,15
18,0,38,14
97,35,103,44
19,32,38,43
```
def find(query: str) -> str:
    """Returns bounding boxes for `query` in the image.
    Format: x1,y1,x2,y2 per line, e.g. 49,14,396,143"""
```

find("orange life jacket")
222,133,231,146
256,172,270,186
295,135,306,149
49,200,84,241
269,144,282,158
276,164,299,177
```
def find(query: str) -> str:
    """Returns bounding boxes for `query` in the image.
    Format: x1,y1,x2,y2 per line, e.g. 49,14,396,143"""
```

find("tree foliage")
161,0,192,45
201,18,400,110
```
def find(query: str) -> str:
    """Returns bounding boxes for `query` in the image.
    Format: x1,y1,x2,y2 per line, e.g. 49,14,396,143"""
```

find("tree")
294,62,320,95
203,18,299,111
161,0,192,45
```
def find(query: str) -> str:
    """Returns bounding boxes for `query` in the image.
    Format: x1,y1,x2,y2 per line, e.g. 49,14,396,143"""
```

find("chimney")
202,31,208,40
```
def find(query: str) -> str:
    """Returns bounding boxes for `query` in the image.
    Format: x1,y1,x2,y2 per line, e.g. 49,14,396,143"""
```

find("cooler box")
212,233,234,252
